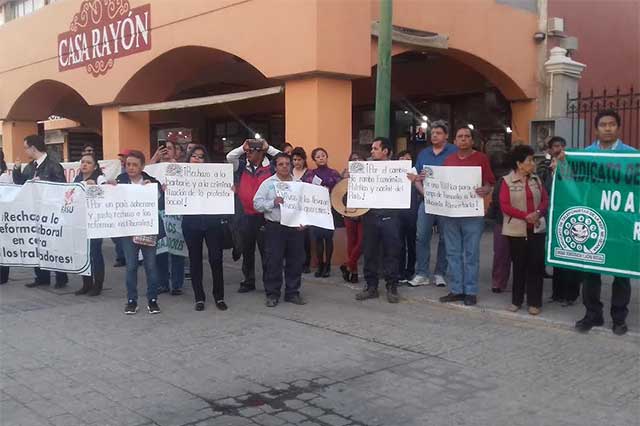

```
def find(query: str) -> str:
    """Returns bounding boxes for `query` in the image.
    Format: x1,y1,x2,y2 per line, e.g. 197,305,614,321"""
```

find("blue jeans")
415,202,447,278
156,253,185,290
121,237,159,302
90,239,104,277
112,237,125,261
441,216,484,295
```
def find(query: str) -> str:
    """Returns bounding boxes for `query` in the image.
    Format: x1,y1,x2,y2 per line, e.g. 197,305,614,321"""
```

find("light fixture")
506,126,513,134
222,137,227,141
178,131,183,135
403,110,409,114
254,133,261,139
420,122,428,129
422,115,428,121
467,124,475,130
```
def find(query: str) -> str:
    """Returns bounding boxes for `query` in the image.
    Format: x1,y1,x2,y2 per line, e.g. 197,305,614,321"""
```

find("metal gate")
566,87,640,149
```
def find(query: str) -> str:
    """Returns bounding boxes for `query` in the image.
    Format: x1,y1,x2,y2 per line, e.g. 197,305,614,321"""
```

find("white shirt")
34,153,47,168
0,171,12,184
253,174,292,223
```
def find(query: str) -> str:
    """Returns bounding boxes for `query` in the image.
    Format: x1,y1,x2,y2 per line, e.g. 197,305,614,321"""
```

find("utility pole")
374,0,392,139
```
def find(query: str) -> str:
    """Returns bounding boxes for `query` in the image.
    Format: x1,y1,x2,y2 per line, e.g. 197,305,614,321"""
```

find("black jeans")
398,211,417,279
184,224,224,303
241,215,266,287
0,266,8,284
263,222,304,299
311,227,334,265
551,267,581,302
303,227,311,269
34,268,68,285
582,273,630,325
508,232,545,308
362,213,401,289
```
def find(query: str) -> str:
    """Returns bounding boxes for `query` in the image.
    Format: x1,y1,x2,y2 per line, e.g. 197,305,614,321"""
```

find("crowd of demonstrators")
291,147,313,273
339,152,364,284
182,145,228,311
0,110,635,337
303,148,341,278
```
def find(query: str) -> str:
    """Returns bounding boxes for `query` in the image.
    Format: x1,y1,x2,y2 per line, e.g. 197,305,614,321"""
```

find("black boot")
88,270,104,296
75,276,93,295
314,262,324,278
321,263,331,278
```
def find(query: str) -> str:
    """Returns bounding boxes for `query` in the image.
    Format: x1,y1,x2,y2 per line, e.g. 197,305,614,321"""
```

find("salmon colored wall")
285,77,352,174
370,0,540,100
1,120,38,162
0,0,371,120
102,107,150,160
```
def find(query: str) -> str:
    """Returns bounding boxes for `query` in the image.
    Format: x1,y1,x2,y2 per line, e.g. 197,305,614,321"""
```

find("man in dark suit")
12,134,69,288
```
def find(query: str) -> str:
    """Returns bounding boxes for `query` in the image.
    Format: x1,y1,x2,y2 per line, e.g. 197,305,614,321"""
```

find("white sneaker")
408,275,430,287
433,275,447,287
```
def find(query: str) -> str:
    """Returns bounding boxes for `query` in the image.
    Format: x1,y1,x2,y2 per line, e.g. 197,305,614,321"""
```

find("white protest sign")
0,182,90,274
144,163,169,184
346,160,412,209
8,159,122,183
279,181,334,230
422,166,484,217
85,184,159,238
156,212,188,256
164,163,234,215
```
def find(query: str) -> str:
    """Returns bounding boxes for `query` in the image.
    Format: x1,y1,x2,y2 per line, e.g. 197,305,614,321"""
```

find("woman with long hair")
182,144,228,311
73,153,106,295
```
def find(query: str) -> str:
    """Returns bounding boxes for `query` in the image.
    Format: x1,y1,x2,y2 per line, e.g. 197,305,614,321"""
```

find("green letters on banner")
547,152,640,278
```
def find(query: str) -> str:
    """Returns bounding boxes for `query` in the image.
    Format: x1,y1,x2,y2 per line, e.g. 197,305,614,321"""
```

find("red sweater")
443,151,496,185
499,178,549,229
237,166,272,215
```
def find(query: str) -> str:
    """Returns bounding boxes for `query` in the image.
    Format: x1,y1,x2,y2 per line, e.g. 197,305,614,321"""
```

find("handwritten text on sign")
85,184,159,238
0,182,90,274
347,160,412,209
164,163,234,215
279,182,334,230
422,166,483,217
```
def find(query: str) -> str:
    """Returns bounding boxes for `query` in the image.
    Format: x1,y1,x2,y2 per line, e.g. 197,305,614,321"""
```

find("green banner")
547,152,640,279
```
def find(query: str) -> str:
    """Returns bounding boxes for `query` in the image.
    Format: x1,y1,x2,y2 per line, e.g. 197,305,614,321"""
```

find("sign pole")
374,0,392,139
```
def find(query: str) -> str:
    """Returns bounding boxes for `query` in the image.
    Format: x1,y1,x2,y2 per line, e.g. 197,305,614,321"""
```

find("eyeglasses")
191,154,205,159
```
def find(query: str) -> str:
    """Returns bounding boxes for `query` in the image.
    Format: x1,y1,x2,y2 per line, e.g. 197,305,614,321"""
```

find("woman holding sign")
304,148,341,278
499,144,548,315
73,153,106,296
291,147,313,273
181,145,228,311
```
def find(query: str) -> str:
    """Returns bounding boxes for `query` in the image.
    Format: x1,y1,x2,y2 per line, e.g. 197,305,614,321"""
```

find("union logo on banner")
57,0,151,77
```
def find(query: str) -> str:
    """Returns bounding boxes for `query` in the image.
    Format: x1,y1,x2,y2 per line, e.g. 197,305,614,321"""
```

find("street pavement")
0,232,638,426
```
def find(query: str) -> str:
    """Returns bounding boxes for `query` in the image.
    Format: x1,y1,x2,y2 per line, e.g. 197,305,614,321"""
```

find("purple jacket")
303,166,341,191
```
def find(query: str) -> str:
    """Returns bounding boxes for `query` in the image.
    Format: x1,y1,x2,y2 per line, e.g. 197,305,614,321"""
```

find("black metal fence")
566,87,640,149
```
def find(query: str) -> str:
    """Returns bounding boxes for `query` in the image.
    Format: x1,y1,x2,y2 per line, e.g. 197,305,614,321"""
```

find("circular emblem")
349,162,365,174
422,166,434,178
556,207,606,254
165,163,182,177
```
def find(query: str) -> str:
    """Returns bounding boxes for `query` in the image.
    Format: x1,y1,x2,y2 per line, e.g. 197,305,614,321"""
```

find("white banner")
144,163,169,184
156,212,188,256
85,184,159,238
0,182,90,274
422,166,484,217
278,182,334,230
346,160,412,209
164,163,234,215
7,160,122,183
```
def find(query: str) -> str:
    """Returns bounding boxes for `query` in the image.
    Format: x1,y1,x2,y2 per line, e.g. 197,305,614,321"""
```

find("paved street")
1,234,638,426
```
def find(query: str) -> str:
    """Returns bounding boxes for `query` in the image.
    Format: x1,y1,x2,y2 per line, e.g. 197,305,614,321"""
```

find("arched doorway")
114,46,285,161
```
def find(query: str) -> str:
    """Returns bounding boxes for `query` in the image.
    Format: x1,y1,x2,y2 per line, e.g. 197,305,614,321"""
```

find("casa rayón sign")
57,0,151,77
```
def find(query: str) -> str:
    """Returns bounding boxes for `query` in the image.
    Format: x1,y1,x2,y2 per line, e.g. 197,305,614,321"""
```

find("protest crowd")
0,108,636,336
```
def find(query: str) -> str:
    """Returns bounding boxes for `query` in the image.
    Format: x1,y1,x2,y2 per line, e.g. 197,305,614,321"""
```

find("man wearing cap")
227,139,281,293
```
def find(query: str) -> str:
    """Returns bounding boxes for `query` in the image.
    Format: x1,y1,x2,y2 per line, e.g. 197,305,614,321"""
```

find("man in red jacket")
227,139,281,293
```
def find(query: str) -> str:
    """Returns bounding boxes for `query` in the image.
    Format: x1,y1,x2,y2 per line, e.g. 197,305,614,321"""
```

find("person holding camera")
226,138,281,293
